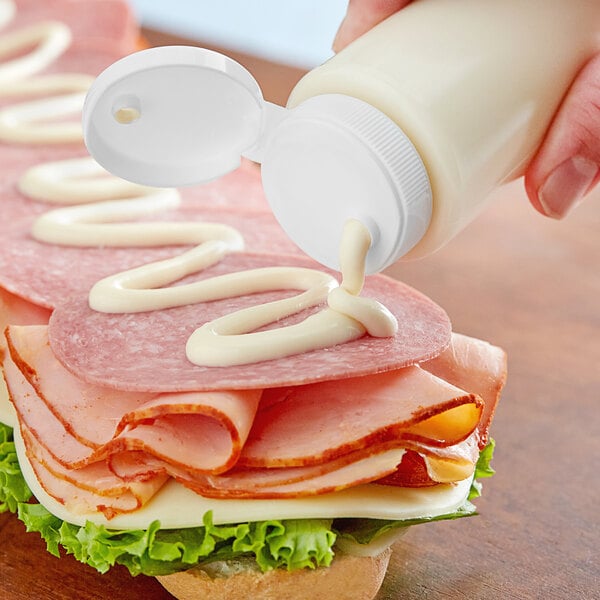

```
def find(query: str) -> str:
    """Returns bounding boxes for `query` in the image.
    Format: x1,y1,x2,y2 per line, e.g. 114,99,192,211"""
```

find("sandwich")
0,301,503,600
0,1,506,599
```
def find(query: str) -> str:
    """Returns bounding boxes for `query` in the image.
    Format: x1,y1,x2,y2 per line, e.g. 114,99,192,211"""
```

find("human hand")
333,0,412,53
524,54,600,219
333,0,600,219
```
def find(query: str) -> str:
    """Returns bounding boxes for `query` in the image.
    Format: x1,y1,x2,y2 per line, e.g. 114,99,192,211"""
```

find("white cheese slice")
0,375,16,427
13,426,472,530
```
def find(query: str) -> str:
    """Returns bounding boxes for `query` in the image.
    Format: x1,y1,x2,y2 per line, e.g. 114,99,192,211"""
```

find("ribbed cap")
261,94,432,273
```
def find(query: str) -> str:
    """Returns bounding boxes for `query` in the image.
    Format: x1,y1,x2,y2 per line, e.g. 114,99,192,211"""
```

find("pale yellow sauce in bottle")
288,0,600,259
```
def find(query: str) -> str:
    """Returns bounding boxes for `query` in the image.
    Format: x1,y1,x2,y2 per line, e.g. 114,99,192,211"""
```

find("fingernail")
538,156,598,218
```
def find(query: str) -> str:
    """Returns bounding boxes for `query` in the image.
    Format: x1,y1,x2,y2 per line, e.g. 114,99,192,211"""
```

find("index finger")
333,0,413,52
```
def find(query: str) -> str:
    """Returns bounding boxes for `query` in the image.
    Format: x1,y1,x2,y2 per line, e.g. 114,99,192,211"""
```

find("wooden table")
1,31,598,600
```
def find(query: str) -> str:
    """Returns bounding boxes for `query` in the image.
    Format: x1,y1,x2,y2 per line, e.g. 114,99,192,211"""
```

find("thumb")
525,52,600,219
333,0,412,52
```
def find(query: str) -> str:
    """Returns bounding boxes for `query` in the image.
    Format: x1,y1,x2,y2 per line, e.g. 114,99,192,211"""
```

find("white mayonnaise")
0,20,91,143
32,194,396,364
3,5,398,366
18,157,157,204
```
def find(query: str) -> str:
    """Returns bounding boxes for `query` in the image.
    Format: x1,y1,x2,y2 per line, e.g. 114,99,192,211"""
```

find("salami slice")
0,161,297,308
180,162,271,213
0,204,303,310
48,252,451,392
0,0,138,171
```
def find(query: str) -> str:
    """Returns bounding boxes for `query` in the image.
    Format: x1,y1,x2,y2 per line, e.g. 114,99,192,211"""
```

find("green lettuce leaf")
232,518,336,571
18,502,63,557
0,422,495,576
17,502,336,576
0,423,33,513
333,501,477,545
469,438,496,500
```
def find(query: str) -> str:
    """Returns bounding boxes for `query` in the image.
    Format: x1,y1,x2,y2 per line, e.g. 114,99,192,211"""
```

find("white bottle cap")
83,47,432,272
262,94,432,272
83,46,270,187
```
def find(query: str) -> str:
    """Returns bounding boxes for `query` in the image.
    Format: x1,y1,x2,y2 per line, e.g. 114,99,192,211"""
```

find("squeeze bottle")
82,0,600,273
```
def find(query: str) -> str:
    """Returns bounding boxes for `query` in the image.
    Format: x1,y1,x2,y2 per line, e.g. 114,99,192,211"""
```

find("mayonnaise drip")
328,219,398,339
184,219,399,366
185,270,364,367
3,9,398,368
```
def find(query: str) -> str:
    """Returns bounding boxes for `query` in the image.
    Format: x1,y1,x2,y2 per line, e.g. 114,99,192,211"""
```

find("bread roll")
156,548,392,600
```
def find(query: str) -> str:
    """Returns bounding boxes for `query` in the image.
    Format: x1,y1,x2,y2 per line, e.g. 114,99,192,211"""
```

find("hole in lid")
112,94,141,125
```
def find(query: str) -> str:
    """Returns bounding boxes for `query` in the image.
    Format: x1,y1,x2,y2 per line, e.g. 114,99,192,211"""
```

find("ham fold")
21,426,167,519
238,367,482,467
2,324,505,511
0,288,51,332
422,332,506,448
378,333,506,487
5,325,261,471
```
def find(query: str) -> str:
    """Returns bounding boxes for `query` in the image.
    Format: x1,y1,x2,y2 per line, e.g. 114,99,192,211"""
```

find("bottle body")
288,0,600,259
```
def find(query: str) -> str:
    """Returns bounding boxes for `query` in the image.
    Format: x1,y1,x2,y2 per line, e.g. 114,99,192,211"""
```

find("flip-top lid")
83,46,268,187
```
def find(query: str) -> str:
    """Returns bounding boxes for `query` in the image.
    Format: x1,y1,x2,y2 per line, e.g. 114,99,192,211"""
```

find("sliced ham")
4,325,261,474
178,449,408,500
21,425,167,518
421,332,506,448
109,433,481,497
2,346,96,467
6,324,156,449
0,287,51,331
21,426,168,512
2,323,498,507
378,333,507,486
238,367,482,467
159,435,479,497
108,451,171,483
105,393,260,475
109,446,405,493
25,455,155,519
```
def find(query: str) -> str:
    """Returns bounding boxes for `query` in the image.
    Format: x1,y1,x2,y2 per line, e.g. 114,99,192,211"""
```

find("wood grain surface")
1,30,598,600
